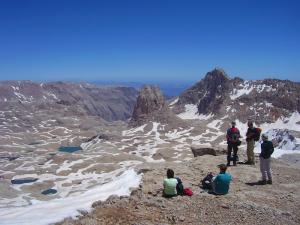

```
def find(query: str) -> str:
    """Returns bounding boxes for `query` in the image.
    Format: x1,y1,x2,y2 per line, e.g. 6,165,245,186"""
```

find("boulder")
191,146,217,157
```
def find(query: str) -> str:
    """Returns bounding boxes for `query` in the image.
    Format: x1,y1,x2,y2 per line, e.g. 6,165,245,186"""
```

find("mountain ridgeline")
1,69,299,125
0,81,138,121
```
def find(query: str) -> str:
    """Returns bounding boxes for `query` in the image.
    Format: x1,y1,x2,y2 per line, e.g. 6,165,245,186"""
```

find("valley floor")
58,153,300,225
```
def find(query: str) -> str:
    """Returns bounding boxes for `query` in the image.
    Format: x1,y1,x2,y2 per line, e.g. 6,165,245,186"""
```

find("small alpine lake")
58,146,82,153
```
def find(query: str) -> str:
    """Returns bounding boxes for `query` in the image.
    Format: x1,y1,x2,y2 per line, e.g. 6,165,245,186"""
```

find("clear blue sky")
0,0,299,82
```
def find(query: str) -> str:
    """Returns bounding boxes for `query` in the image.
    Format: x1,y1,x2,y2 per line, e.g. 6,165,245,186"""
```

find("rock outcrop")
131,85,165,122
130,85,187,127
191,146,217,156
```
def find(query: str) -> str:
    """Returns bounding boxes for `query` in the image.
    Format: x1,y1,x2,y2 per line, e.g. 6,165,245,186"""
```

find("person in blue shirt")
211,164,232,195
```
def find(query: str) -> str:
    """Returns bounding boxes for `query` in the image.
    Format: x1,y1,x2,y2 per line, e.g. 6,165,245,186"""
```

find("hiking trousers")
260,156,272,181
227,143,238,164
247,139,255,164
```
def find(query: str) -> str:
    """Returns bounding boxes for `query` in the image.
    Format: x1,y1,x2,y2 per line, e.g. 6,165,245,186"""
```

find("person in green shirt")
163,169,178,198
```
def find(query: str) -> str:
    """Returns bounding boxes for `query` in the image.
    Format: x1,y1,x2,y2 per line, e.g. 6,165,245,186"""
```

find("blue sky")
0,0,299,82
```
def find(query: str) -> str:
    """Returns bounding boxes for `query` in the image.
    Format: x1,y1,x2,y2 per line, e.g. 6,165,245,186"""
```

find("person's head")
247,120,254,128
167,169,174,178
261,133,268,141
218,164,227,173
231,121,236,127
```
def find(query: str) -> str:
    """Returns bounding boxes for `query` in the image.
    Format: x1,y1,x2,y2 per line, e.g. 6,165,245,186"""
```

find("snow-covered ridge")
230,80,277,100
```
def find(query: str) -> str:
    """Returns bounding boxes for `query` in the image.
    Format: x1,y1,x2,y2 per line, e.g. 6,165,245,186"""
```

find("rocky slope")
58,152,300,225
0,80,138,122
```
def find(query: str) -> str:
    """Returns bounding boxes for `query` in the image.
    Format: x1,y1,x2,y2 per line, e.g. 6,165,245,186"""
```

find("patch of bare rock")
57,153,300,225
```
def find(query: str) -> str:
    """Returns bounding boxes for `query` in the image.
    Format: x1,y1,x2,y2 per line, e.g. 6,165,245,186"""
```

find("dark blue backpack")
176,177,184,195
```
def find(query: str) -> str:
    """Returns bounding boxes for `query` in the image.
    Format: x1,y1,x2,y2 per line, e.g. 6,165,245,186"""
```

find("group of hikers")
163,120,275,197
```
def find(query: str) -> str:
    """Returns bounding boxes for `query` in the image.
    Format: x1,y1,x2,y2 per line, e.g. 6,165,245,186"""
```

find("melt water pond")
58,146,82,153
11,178,38,184
41,188,57,195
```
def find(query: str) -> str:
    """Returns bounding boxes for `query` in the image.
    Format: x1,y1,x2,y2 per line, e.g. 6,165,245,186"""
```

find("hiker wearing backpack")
226,121,241,166
163,169,178,198
258,134,274,185
211,164,232,195
245,121,261,165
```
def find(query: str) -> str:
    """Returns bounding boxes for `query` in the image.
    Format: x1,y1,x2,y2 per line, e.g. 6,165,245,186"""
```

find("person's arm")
265,142,274,158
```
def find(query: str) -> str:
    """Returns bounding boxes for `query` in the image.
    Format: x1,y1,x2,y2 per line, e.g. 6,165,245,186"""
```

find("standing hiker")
245,120,257,165
226,121,241,166
258,134,274,185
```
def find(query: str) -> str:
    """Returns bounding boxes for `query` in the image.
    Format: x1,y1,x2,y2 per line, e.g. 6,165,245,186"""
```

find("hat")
231,121,236,125
261,133,268,140
218,164,227,169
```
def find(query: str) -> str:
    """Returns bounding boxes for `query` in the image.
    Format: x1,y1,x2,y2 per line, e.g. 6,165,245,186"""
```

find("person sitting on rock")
211,164,232,195
258,134,274,185
163,169,178,198
226,121,241,166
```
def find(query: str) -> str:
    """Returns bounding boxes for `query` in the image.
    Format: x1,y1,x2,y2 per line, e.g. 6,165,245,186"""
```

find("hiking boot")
267,180,272,185
258,180,267,185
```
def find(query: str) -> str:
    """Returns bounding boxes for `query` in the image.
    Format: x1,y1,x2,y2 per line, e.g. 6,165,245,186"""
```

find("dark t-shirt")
246,127,256,141
260,141,274,159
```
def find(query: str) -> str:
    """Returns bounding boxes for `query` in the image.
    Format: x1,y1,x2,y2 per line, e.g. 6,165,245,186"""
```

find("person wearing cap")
226,121,241,166
259,134,274,185
211,164,232,195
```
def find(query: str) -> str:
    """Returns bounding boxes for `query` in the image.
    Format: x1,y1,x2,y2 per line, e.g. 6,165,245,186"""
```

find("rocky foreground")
57,152,300,225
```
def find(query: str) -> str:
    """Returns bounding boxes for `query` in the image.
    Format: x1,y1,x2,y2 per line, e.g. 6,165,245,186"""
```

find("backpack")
254,128,262,141
176,177,184,195
229,127,240,143
183,188,193,196
201,173,214,189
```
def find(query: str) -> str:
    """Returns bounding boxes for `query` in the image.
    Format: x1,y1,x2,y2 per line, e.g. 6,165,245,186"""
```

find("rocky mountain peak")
174,68,231,115
131,85,165,122
203,68,229,83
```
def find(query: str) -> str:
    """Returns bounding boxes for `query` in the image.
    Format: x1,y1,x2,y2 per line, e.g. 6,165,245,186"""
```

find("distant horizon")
0,68,299,83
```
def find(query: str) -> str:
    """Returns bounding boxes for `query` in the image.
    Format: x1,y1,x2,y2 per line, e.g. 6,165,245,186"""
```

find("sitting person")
163,169,178,198
211,164,232,195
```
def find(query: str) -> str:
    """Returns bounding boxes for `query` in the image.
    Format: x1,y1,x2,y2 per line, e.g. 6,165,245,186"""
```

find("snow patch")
0,169,141,225
230,81,254,100
177,104,213,120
